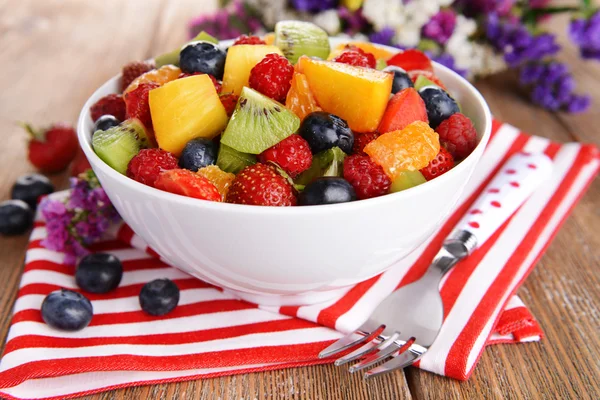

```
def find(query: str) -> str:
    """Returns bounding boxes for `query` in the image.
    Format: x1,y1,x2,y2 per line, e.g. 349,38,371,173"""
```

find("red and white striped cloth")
0,121,598,400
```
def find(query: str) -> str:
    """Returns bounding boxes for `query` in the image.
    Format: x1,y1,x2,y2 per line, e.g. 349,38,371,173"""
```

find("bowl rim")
77,39,492,216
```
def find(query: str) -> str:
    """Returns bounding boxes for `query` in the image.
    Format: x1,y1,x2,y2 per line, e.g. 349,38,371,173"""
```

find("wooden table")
0,1,598,399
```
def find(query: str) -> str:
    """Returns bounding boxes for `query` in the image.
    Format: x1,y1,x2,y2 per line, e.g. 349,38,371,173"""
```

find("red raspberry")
126,149,178,187
420,147,454,181
258,135,313,178
178,72,222,92
353,132,381,155
333,48,377,69
219,93,239,116
226,163,297,206
124,82,160,130
155,169,221,201
90,94,126,122
249,54,294,103
435,113,478,160
122,61,155,92
233,35,266,45
343,154,391,199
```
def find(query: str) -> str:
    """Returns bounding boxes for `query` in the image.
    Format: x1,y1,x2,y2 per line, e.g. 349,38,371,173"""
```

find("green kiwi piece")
220,87,300,154
92,118,151,174
155,31,219,67
216,144,257,174
295,147,346,185
390,170,427,193
274,21,330,64
376,59,388,70
414,75,440,91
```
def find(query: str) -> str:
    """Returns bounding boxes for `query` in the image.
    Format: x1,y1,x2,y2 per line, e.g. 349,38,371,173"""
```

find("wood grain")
0,1,598,399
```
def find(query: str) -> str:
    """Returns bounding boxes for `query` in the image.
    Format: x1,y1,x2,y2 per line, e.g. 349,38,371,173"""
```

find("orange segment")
124,65,181,94
364,121,440,180
197,165,235,199
328,42,399,61
285,72,322,120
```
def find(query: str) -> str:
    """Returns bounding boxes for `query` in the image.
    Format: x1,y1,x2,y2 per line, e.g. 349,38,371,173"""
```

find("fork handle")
451,152,552,251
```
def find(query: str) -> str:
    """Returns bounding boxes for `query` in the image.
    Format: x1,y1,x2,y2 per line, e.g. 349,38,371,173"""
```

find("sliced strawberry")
387,49,433,72
378,88,428,133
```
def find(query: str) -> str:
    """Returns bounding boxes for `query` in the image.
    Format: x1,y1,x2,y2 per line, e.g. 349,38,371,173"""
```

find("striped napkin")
1,120,598,400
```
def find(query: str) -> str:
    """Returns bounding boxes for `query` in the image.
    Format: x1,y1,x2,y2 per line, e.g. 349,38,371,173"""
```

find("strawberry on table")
226,163,297,206
70,147,92,177
420,146,454,180
22,122,78,173
89,94,126,122
121,61,155,92
155,169,221,201
387,49,433,72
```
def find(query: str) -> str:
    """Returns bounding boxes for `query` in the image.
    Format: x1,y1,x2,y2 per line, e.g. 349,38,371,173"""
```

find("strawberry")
22,122,78,173
122,61,155,92
124,81,160,131
89,94,126,122
155,169,221,201
70,147,92,177
226,163,297,206
420,147,454,180
378,88,428,133
387,49,433,72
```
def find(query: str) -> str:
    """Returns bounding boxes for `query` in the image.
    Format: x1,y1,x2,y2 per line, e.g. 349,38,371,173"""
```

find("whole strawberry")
155,169,221,201
343,154,391,199
124,81,160,131
420,147,454,181
333,48,377,69
435,113,478,160
90,94,126,122
258,135,312,178
249,54,294,103
127,148,178,187
122,61,155,92
353,132,380,155
226,163,297,206
22,122,78,173
233,35,266,45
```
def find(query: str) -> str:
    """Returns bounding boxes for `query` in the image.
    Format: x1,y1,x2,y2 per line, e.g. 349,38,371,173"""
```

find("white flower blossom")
314,9,341,35
362,0,405,31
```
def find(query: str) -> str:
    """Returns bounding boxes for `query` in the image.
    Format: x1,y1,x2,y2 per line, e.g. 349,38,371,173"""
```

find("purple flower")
455,0,515,17
338,7,368,34
291,0,338,13
188,0,263,40
569,11,600,61
369,27,395,46
422,10,456,45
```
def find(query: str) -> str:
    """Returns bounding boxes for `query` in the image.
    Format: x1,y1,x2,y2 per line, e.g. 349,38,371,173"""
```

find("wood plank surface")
0,1,598,399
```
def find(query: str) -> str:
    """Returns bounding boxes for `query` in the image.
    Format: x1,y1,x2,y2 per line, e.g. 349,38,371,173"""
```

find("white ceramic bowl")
77,39,492,306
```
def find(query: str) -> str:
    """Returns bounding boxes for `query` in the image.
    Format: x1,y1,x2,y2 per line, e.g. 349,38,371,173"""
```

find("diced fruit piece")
365,121,440,180
331,42,397,61
76,253,123,294
298,177,357,205
178,72,221,92
264,33,275,45
274,20,330,64
298,56,392,132
90,94,126,122
179,41,226,79
226,163,297,206
332,48,377,68
139,279,180,316
122,61,155,92
217,144,257,174
353,131,380,155
197,165,235,199
295,146,347,185
383,65,414,94
93,118,151,174
155,31,218,67
390,170,427,192
420,147,454,180
299,111,354,154
221,45,284,96
94,115,121,132
387,49,433,72
219,93,239,116
409,70,446,90
378,88,428,133
419,86,460,129
124,65,182,94
11,174,54,210
258,134,312,178
155,169,221,201
150,74,228,156
343,154,391,199
414,75,440,91
41,289,93,331
220,87,300,154
376,59,387,70
233,35,266,45
179,138,218,172
0,200,33,235
124,82,160,134
249,53,294,103
435,113,478,159
126,148,178,187
286,72,322,120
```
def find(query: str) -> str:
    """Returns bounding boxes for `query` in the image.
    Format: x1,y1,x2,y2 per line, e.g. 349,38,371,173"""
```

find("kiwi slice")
216,143,257,174
92,118,150,174
155,31,219,67
220,87,300,154
414,75,440,91
390,170,427,193
274,21,330,64
295,147,346,185
376,59,388,70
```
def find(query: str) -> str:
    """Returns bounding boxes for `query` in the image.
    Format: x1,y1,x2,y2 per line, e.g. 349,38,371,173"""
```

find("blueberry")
299,177,357,206
384,66,414,94
0,200,33,235
41,289,93,331
94,115,121,132
139,279,180,316
419,87,459,129
299,112,354,154
11,173,54,210
76,253,123,294
179,138,218,172
179,41,226,79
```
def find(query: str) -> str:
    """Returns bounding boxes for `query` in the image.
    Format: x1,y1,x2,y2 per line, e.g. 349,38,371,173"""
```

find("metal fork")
319,152,553,378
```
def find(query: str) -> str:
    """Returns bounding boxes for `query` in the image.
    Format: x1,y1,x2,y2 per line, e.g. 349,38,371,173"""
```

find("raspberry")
343,155,391,199
124,81,160,130
90,94,126,122
249,54,294,103
353,132,381,155
233,35,266,45
420,147,454,181
178,72,222,92
219,93,239,116
435,113,478,160
332,48,377,69
122,61,155,92
258,135,313,178
226,163,297,206
155,169,221,201
126,149,178,187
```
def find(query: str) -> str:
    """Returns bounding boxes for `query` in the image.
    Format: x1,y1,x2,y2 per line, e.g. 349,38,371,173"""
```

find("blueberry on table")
0,200,34,235
11,173,54,209
41,289,93,331
179,41,226,79
418,86,460,129
93,115,121,132
139,279,180,316
298,177,357,206
179,138,218,172
384,66,414,94
299,112,354,155
76,253,123,294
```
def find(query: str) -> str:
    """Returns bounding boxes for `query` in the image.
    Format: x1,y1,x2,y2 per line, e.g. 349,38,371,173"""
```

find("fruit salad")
90,21,479,207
